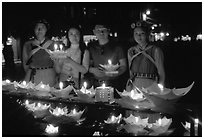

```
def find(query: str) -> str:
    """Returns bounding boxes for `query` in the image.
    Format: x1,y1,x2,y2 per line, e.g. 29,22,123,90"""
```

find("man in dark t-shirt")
88,24,127,91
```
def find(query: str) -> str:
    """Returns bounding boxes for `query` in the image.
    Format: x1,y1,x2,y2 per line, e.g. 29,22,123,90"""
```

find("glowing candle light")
101,83,106,88
83,82,87,94
158,83,164,91
59,82,63,90
25,100,29,105
41,84,45,89
54,44,58,51
194,118,199,136
22,81,26,86
108,59,112,65
135,117,139,123
73,108,76,115
6,79,10,83
59,44,63,50
37,102,41,107
158,118,162,125
111,115,115,122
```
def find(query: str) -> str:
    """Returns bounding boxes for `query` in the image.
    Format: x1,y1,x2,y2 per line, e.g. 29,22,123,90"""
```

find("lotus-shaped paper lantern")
24,100,50,112
49,106,69,117
2,80,16,91
124,114,149,127
141,82,194,100
79,86,95,97
99,60,119,72
66,109,85,121
117,88,145,101
48,49,68,59
148,117,172,136
51,85,74,98
104,114,122,124
45,124,59,135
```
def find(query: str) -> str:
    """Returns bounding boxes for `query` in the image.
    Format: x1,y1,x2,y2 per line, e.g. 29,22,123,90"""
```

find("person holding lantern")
87,22,127,91
54,26,90,89
126,20,165,91
22,19,56,86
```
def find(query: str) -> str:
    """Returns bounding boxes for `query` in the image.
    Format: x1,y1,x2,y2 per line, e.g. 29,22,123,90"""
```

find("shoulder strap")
78,49,85,88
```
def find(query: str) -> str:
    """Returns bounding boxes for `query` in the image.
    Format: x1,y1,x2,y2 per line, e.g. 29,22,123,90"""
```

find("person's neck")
36,37,45,44
70,44,80,51
99,39,109,45
138,42,148,49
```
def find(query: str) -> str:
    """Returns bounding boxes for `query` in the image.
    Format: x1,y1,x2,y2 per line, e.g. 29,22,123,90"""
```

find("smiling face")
34,23,47,40
68,28,80,45
133,27,148,45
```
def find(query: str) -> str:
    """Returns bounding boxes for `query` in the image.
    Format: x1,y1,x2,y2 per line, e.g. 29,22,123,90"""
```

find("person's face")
68,28,80,45
34,23,47,39
133,27,148,44
93,25,109,41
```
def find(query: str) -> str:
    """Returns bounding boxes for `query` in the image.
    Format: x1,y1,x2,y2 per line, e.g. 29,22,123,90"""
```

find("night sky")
2,2,202,39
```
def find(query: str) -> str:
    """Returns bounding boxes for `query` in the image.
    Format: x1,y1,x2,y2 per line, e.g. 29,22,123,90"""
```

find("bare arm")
154,48,165,85
22,42,30,72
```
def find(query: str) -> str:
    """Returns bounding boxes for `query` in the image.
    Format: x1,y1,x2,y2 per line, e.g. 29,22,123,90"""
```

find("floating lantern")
45,124,59,134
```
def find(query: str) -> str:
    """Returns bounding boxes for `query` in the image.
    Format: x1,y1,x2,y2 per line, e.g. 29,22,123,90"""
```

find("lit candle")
72,108,76,115
25,100,29,105
37,102,41,107
54,43,58,51
6,79,10,83
41,84,45,89
158,83,164,91
194,118,199,136
111,115,115,122
59,44,63,50
101,83,106,88
22,81,27,86
85,41,88,46
108,59,112,65
59,82,63,90
135,117,139,123
158,118,162,126
83,82,87,94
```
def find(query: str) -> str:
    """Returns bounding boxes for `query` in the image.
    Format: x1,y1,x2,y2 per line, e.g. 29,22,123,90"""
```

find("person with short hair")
88,23,127,90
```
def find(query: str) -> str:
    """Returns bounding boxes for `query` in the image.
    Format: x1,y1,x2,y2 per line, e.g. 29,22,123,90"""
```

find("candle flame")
158,83,164,91
135,117,139,122
6,79,10,83
111,115,115,122
101,83,106,88
59,82,63,90
22,81,26,86
195,118,199,124
54,44,58,50
83,82,87,89
73,109,76,115
59,44,63,50
158,118,162,125
108,59,112,65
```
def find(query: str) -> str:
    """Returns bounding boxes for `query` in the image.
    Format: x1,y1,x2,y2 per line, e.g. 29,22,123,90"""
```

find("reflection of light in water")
45,124,59,134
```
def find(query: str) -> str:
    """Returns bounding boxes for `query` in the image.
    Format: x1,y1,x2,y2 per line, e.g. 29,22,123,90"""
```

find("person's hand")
63,56,73,64
105,71,118,77
90,67,105,78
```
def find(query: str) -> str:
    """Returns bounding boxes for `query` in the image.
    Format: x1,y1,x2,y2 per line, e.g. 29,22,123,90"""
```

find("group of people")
22,19,165,92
